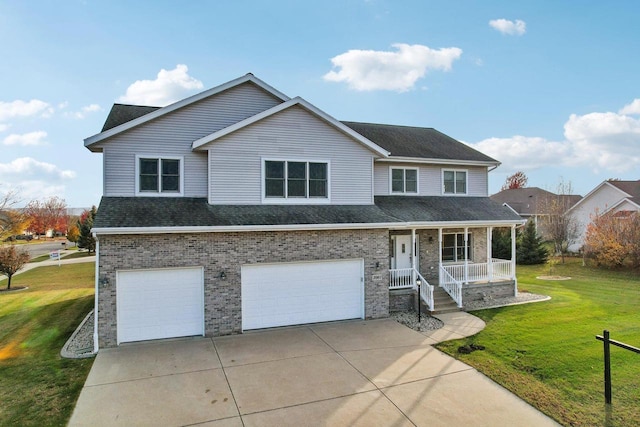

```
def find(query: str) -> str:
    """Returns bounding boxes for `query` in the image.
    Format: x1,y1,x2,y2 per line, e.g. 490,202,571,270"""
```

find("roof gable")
191,97,390,157
85,73,290,148
567,180,636,213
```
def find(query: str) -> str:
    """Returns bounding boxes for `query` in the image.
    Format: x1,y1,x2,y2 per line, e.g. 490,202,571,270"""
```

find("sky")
1,1,639,208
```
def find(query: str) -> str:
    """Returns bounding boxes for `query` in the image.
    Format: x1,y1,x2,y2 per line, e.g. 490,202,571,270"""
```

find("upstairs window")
264,160,328,201
137,156,183,196
443,170,467,194
442,233,472,262
390,168,418,194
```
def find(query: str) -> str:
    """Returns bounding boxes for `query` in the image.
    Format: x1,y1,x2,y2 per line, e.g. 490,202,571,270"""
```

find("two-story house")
85,74,523,349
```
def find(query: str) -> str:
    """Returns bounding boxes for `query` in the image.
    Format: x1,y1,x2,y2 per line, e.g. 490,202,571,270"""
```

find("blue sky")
1,1,639,207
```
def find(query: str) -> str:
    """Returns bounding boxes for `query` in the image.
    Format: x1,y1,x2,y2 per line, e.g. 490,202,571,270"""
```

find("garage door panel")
241,259,363,330
117,267,204,344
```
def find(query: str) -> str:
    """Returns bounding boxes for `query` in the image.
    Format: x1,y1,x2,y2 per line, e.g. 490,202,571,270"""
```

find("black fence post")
603,330,612,405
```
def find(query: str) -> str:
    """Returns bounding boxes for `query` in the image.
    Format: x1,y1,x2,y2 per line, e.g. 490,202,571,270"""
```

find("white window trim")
135,155,185,197
442,168,468,195
261,158,331,204
389,166,419,195
441,232,472,263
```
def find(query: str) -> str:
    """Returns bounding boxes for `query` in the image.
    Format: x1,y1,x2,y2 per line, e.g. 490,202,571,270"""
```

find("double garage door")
116,259,363,343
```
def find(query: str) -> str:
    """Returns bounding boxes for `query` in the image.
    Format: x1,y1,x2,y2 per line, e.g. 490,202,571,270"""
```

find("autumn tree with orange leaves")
584,210,640,269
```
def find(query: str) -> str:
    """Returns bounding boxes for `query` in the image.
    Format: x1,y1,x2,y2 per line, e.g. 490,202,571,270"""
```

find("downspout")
464,227,469,284
438,228,443,286
93,235,99,353
487,226,493,282
511,224,518,297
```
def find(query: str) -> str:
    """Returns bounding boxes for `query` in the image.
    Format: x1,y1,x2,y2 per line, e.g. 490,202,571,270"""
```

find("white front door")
394,235,413,269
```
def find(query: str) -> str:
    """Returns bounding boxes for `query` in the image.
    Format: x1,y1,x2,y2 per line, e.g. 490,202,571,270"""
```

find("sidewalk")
1,250,96,280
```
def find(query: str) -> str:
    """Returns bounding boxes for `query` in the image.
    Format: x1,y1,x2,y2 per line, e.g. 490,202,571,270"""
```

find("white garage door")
117,267,204,344
241,259,364,330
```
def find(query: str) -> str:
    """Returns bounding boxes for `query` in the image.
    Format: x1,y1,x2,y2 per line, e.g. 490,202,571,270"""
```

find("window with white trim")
264,160,328,199
443,170,467,194
442,233,472,262
137,156,183,195
390,168,418,194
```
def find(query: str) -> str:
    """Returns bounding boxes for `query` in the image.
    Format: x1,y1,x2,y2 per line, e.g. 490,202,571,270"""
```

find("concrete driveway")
69,317,559,426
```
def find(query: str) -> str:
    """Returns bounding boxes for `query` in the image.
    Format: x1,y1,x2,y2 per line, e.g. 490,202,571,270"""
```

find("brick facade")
97,229,390,348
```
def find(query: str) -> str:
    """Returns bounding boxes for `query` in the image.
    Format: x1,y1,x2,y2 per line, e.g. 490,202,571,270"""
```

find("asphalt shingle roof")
93,197,402,228
374,196,522,223
101,104,160,132
608,180,640,200
93,196,522,229
491,188,582,216
341,121,498,163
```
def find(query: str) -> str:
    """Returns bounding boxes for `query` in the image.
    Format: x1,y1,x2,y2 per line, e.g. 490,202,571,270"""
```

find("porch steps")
429,287,461,315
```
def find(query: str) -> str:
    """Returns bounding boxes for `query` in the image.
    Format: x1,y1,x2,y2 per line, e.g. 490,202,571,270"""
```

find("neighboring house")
567,179,640,252
85,73,523,349
491,187,582,240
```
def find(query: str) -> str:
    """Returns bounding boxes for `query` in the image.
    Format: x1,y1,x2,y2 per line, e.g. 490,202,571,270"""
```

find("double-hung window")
264,160,328,200
443,170,467,194
442,233,472,262
137,156,183,195
390,168,418,194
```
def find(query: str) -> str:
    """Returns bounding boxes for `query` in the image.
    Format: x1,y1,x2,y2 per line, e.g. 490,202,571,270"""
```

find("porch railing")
441,258,513,284
491,259,513,280
389,268,414,289
416,270,434,311
439,266,463,308
389,268,434,311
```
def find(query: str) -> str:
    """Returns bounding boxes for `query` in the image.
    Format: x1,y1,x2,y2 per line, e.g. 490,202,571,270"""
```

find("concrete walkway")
0,250,96,281
69,314,560,426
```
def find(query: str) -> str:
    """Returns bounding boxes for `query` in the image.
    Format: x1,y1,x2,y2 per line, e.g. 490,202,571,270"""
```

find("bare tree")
541,179,580,263
0,186,26,241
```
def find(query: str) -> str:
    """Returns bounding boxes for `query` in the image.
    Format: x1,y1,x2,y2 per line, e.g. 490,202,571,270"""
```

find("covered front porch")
387,225,518,312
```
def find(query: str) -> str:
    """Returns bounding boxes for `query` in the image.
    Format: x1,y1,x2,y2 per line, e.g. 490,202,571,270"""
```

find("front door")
394,235,412,269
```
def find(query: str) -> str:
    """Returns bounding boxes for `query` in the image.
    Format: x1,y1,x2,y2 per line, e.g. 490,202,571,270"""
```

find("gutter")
91,219,525,236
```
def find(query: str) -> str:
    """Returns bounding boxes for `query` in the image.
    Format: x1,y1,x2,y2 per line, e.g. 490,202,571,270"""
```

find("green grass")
0,263,95,426
436,258,640,427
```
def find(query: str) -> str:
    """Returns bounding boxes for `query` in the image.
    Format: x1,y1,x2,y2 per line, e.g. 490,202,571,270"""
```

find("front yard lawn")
437,258,640,427
0,263,95,425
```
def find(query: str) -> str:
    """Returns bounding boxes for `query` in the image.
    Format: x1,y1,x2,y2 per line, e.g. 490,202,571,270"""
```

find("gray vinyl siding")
374,163,488,196
95,82,283,197
208,106,375,204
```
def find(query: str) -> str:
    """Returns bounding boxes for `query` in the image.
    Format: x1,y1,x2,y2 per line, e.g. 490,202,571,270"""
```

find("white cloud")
0,99,53,121
118,64,204,106
0,124,9,132
470,136,570,170
489,19,527,36
323,43,463,92
0,157,76,179
563,111,640,172
619,99,640,115
468,102,640,174
63,103,102,119
9,181,67,202
3,131,48,146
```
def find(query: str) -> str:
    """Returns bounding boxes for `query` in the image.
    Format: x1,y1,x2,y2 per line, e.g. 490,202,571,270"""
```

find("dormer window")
263,159,329,202
136,155,184,196
390,168,418,194
443,169,467,195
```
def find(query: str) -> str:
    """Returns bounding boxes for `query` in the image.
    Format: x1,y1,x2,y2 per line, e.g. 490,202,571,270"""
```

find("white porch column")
487,226,493,283
464,227,469,284
411,228,416,286
438,228,443,286
511,224,517,279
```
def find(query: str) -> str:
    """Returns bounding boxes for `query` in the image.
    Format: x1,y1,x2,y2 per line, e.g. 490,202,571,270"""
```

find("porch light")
99,277,110,287
219,271,226,280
